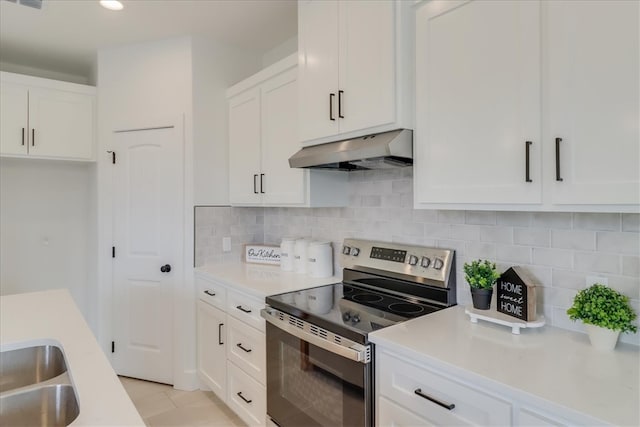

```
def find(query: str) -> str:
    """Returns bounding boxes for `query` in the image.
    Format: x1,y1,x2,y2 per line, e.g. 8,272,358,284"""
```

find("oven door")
264,319,373,427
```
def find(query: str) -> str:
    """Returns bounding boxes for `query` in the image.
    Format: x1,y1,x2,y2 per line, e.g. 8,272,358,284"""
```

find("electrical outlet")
586,275,608,287
222,237,231,253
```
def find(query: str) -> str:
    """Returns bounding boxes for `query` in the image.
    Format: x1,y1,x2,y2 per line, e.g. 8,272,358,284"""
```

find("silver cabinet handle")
414,388,455,410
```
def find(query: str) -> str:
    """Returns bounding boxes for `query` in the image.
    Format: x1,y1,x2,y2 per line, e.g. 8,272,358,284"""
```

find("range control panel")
341,239,454,286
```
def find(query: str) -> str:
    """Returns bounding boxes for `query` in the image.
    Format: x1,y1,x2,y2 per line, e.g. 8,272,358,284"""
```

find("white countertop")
195,262,342,298
369,305,639,426
0,289,145,427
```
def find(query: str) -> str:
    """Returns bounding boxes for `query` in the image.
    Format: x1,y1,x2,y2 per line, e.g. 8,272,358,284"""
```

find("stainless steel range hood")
288,129,413,171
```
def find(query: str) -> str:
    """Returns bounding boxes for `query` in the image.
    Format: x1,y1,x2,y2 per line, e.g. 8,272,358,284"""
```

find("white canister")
294,238,310,274
307,241,333,278
279,237,297,272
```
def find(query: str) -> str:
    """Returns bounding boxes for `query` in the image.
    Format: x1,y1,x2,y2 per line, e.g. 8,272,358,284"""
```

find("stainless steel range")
261,239,456,427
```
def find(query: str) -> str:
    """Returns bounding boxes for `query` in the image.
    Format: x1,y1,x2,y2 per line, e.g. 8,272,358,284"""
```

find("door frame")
97,114,197,390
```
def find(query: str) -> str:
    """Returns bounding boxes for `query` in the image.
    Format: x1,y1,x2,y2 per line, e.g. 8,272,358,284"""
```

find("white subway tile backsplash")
532,248,573,268
496,244,531,264
622,213,640,232
465,211,496,225
496,211,532,227
551,230,596,251
480,226,513,244
514,228,550,247
596,231,640,255
622,256,640,278
532,212,572,229
574,251,620,275
573,213,620,231
194,170,639,343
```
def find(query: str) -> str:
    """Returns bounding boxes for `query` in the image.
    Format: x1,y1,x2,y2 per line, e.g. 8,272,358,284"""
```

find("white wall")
262,36,298,68
0,61,91,85
0,158,94,325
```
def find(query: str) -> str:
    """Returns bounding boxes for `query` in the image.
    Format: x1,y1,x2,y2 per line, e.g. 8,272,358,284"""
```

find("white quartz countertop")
0,289,145,427
195,262,342,298
369,305,639,426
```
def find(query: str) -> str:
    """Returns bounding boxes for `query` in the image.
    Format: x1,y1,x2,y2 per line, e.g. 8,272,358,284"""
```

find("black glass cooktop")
266,282,441,344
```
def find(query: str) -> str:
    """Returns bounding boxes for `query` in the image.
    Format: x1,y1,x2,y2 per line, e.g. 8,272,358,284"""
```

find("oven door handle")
261,308,371,364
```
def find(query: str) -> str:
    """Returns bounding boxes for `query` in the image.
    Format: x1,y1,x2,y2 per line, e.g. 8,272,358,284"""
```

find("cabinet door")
229,88,262,205
28,87,94,160
338,0,395,134
298,0,340,142
261,68,307,205
197,300,227,401
545,0,639,205
0,82,28,156
415,0,541,205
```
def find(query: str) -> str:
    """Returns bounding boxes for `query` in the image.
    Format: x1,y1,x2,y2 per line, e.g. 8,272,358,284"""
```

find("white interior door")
112,124,183,384
545,0,640,205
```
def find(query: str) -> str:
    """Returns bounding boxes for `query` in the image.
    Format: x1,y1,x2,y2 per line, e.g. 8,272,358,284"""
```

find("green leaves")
567,283,638,334
463,260,500,290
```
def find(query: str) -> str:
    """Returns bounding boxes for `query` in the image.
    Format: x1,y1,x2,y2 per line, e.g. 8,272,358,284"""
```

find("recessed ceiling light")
100,0,123,11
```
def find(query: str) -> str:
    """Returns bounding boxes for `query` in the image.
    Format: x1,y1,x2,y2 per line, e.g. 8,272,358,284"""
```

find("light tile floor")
119,376,247,427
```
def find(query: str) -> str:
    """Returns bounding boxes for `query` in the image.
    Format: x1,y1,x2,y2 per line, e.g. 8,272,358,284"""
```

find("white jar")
307,286,334,315
307,241,333,278
294,238,310,274
279,237,297,272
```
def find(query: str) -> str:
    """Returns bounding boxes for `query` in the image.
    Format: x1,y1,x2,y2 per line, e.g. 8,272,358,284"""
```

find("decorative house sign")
497,266,538,321
244,245,281,265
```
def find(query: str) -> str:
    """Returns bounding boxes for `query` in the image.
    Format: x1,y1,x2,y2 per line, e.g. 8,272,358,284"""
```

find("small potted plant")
464,260,500,310
567,283,637,351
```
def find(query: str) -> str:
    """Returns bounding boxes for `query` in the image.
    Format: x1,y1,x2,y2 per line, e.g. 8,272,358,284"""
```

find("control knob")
342,245,351,255
408,255,418,266
351,315,360,324
342,312,351,321
433,258,444,270
350,247,360,256
420,257,431,268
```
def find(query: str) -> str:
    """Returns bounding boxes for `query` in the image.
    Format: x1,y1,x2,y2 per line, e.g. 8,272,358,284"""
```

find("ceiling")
0,0,297,78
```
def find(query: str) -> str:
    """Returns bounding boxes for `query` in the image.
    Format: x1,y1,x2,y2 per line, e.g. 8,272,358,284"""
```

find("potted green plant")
463,260,500,310
567,283,637,351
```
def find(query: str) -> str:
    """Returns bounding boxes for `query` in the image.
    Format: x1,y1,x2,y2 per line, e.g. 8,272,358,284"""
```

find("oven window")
266,323,371,427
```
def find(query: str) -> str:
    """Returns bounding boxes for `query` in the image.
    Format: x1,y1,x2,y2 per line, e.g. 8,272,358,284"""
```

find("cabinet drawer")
227,290,265,332
196,276,227,311
227,316,266,385
227,361,266,427
378,351,511,426
378,396,433,427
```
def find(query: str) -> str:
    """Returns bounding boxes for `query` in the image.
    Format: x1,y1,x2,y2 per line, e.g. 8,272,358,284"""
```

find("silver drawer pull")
414,388,455,410
236,343,252,353
236,305,252,314
204,290,216,296
237,391,252,404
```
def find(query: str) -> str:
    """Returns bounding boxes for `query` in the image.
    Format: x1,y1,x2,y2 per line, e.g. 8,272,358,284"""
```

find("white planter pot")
585,324,620,351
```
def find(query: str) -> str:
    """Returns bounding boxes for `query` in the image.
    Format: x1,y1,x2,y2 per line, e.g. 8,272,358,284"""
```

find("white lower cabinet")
377,349,603,427
377,351,511,426
196,274,267,426
227,360,267,427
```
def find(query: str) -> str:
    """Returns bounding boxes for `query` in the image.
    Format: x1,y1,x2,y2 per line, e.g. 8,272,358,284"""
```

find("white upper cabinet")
0,72,95,161
227,54,347,207
414,0,639,212
229,87,262,205
415,0,542,205
544,0,639,206
298,0,412,145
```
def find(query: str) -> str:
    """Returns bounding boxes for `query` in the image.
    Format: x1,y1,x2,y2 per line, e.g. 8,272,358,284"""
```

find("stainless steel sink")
0,345,79,426
0,384,79,427
0,345,67,392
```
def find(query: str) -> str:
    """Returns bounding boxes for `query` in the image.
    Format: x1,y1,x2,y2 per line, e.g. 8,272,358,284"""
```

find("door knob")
160,264,171,273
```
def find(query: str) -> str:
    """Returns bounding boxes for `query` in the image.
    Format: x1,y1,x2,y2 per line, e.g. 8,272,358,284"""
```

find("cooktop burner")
389,302,425,315
352,293,384,303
